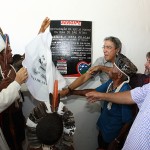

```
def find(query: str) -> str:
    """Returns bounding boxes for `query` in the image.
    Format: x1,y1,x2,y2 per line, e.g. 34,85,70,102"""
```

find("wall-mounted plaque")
50,20,92,77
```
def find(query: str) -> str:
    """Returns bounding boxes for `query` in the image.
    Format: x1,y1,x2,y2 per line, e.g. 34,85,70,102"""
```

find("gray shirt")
92,57,113,84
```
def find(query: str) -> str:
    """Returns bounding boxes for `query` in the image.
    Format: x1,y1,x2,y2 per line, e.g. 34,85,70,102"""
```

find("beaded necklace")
106,80,129,110
0,65,16,79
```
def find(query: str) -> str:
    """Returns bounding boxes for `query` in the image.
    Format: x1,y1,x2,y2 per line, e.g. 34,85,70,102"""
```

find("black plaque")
50,20,92,77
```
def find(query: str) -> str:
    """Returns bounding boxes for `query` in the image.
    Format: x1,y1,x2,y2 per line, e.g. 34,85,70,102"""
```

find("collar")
103,57,113,66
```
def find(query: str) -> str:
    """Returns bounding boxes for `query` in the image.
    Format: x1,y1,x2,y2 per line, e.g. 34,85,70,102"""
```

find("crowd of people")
0,17,150,150
0,17,76,150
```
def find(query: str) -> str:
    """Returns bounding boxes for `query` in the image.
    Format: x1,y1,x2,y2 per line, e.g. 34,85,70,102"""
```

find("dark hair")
146,52,150,58
104,36,122,52
12,54,24,71
13,54,23,63
36,113,63,145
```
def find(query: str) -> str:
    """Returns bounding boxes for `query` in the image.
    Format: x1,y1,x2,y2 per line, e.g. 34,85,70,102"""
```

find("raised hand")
38,17,50,34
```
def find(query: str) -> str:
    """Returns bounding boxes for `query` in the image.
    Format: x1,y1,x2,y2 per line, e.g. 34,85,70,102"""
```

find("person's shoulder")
93,56,106,66
122,82,131,89
97,79,111,87
106,79,112,85
95,56,105,62
129,73,150,88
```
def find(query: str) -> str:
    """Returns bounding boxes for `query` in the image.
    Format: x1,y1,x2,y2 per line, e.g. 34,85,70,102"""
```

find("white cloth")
0,81,20,113
22,32,67,101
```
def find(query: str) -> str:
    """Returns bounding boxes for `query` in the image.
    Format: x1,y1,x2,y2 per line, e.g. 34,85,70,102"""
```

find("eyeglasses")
102,46,114,50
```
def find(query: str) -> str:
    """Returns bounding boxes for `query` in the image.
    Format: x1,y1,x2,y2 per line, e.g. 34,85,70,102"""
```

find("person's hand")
59,89,70,98
107,139,120,150
85,91,102,103
88,66,100,76
15,67,28,85
144,68,150,75
38,17,50,34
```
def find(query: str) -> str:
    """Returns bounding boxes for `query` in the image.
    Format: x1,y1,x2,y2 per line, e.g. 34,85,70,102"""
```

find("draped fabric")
22,32,67,102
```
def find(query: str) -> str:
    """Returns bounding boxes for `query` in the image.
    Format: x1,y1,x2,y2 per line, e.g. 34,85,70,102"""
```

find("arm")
115,123,131,142
70,66,112,90
60,55,113,98
38,17,50,34
71,89,95,96
86,91,135,104
0,67,28,112
108,123,132,150
69,71,92,90
60,65,112,97
59,71,92,97
88,65,113,75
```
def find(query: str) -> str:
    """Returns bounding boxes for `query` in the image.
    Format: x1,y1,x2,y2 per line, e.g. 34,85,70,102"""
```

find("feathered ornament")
49,80,60,112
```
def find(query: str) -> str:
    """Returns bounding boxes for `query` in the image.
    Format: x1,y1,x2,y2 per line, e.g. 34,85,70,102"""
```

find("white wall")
1,0,150,149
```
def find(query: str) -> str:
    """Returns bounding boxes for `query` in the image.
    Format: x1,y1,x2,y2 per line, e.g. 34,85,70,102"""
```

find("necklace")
0,65,16,79
106,81,128,110
107,83,115,110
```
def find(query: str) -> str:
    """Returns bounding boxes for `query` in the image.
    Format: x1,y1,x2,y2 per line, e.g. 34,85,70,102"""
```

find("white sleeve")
0,81,21,113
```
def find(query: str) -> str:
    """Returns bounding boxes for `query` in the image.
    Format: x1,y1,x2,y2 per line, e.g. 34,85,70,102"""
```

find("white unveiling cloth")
22,32,67,101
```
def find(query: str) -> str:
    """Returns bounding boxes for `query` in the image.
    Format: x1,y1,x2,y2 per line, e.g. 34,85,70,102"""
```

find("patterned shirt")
122,83,150,150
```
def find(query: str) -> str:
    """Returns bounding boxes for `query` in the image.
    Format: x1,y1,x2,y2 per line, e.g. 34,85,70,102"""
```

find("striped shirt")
122,83,150,150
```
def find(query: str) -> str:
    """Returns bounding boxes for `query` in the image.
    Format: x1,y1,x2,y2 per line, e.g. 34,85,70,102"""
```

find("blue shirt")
96,79,133,143
122,83,150,150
